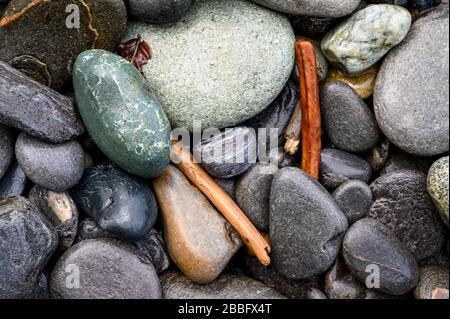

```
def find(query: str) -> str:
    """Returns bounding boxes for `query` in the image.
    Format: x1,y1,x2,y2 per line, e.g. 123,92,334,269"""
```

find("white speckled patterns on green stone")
321,4,412,74
73,50,172,179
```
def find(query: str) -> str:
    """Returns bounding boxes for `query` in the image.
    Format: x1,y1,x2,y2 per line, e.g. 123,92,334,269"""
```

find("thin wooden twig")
296,39,322,180
171,141,271,266
284,101,302,156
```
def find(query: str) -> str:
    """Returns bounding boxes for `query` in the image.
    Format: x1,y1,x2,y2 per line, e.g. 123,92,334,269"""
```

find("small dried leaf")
117,35,152,75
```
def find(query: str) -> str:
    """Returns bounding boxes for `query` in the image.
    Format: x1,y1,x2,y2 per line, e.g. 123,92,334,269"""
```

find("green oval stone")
73,50,172,178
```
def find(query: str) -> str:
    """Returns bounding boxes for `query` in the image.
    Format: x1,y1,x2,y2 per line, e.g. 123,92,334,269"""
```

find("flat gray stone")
270,167,348,279
124,0,295,130
343,218,420,295
374,5,449,156
250,0,361,18
50,238,161,299
161,271,286,299
15,133,85,192
320,81,381,152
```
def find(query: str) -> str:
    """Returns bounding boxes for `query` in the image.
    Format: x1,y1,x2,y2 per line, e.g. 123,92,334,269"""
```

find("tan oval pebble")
152,165,242,284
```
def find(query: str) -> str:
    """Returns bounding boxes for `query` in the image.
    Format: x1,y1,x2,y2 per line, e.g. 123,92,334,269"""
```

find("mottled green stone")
427,157,449,227
321,4,412,74
73,50,172,178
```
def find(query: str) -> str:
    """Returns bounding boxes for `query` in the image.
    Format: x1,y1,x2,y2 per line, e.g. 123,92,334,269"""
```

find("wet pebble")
50,239,161,299
129,0,192,23
270,167,348,279
15,133,84,192
320,81,381,152
320,148,373,190
343,218,420,295
0,124,13,179
0,161,26,199
71,163,157,241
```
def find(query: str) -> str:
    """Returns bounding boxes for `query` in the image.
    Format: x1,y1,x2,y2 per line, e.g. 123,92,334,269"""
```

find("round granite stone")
124,0,295,131
427,156,449,227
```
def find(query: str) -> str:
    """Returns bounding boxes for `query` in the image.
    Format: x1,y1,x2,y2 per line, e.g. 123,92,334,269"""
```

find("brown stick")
171,141,271,266
284,101,302,156
296,39,322,180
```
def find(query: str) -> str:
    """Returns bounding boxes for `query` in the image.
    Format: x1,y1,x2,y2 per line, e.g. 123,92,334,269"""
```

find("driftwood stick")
171,140,271,266
296,39,322,180
284,101,302,156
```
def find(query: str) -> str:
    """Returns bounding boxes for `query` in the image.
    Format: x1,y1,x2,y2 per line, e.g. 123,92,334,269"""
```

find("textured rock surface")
322,5,411,74
250,0,361,17
270,167,348,279
161,271,286,299
0,61,84,143
73,50,171,178
236,163,279,231
194,127,257,179
368,170,446,261
0,0,127,89
29,186,79,253
333,180,373,224
320,148,372,190
125,0,295,130
427,156,449,226
71,163,157,241
343,218,420,295
129,0,192,23
15,133,85,192
414,265,449,299
320,81,381,152
0,197,58,299
374,5,449,156
152,166,242,284
76,219,170,274
0,161,26,199
381,147,430,175
0,124,13,179
50,239,161,299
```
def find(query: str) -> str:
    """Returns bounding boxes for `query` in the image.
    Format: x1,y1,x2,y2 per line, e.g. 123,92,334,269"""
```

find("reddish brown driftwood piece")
296,39,322,180
171,141,271,266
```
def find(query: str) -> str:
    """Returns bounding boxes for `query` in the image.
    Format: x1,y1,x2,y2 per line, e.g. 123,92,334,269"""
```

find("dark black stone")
29,186,79,253
333,180,373,224
290,15,337,37
410,0,442,12
194,127,257,179
365,0,409,7
343,218,420,295
76,218,170,274
380,147,431,175
0,61,84,143
129,0,192,23
0,197,58,299
247,81,299,146
0,161,26,199
368,170,446,261
71,163,158,241
0,124,13,179
50,238,161,299
15,133,85,192
236,163,279,231
320,148,373,190
270,167,348,279
320,81,381,153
